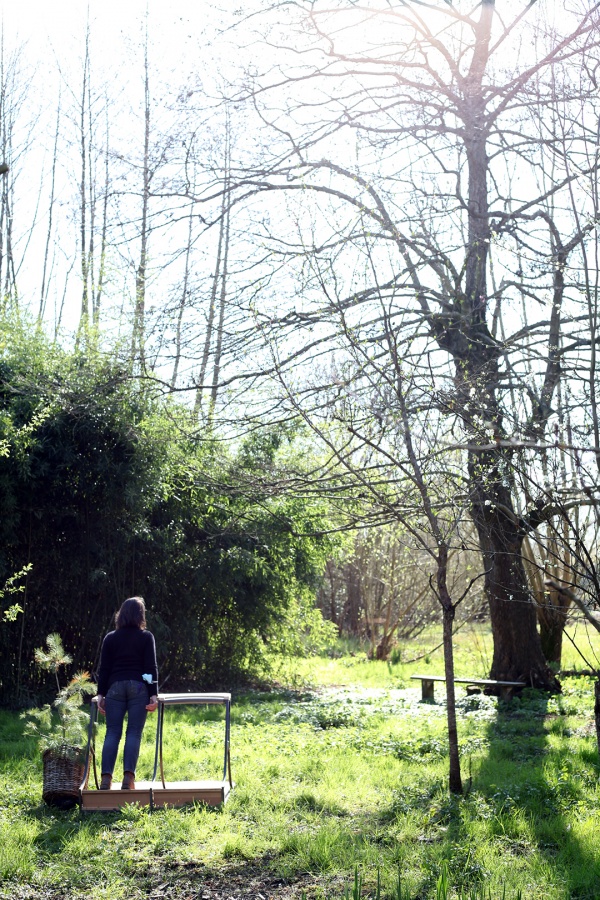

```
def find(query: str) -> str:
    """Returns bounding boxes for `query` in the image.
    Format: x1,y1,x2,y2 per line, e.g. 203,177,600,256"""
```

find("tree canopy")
211,0,600,690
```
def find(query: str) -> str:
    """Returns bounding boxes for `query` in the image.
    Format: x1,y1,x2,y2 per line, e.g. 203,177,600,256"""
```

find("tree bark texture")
539,618,565,671
435,0,558,691
468,450,558,689
440,581,462,794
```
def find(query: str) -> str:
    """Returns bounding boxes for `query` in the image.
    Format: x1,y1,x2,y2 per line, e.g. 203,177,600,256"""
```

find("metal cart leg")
152,700,165,787
80,699,99,795
223,699,232,787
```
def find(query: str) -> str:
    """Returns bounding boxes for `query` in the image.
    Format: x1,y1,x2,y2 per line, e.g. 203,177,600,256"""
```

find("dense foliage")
0,320,336,704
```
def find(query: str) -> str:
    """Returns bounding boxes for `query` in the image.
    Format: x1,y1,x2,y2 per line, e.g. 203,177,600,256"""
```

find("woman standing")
96,596,158,790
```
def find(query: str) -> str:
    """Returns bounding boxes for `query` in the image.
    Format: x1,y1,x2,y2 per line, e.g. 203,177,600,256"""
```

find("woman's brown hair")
115,596,146,630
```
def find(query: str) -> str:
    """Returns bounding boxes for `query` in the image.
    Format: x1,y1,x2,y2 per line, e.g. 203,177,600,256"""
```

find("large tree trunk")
539,618,565,671
469,451,559,690
438,1,558,693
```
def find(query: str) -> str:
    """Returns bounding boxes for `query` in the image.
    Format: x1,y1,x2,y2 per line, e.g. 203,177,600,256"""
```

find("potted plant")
21,633,96,808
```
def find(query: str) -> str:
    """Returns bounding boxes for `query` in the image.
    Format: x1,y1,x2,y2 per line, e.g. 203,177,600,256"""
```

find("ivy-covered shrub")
0,318,336,703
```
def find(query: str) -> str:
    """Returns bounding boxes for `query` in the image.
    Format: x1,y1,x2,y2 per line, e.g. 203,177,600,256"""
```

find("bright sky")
0,2,236,340
0,0,589,360
0,1,231,113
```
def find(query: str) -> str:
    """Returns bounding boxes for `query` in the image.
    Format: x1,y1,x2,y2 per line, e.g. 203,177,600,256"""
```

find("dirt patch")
1,863,335,900
147,862,316,899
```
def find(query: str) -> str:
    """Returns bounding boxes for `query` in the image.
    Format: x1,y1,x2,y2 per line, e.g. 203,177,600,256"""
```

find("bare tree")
319,523,484,658
277,312,484,792
130,13,151,368
170,200,195,389
0,33,30,309
226,0,600,690
93,100,110,328
39,94,61,323
68,15,113,344
76,19,92,339
193,113,233,422
349,526,435,659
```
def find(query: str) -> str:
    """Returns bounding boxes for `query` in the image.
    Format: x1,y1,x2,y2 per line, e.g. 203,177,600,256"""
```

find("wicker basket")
42,746,86,809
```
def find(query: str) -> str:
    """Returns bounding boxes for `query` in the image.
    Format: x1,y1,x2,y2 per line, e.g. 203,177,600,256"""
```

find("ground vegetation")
1,628,600,899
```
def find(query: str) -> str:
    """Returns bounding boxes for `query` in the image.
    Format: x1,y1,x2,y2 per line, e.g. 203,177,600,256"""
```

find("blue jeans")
101,680,148,776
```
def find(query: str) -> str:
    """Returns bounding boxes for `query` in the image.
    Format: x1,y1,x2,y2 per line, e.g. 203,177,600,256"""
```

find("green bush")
0,317,337,702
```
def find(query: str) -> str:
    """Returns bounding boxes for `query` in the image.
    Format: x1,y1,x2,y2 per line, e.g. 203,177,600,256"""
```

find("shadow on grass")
19,796,224,860
470,689,600,898
438,690,599,898
369,689,600,897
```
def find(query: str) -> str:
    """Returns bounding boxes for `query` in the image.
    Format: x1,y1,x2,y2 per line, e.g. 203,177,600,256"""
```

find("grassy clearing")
1,624,600,899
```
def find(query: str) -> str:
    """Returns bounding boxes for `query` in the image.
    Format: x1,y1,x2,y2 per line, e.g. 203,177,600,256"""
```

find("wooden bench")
411,674,525,701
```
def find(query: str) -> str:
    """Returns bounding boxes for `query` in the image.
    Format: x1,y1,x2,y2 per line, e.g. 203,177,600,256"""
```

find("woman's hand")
95,695,106,715
146,695,158,712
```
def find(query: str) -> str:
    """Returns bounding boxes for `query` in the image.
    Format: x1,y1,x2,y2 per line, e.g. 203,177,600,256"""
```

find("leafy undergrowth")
2,626,600,899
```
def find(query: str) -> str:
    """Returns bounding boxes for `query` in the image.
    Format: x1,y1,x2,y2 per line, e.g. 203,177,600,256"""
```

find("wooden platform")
81,779,232,811
79,692,234,811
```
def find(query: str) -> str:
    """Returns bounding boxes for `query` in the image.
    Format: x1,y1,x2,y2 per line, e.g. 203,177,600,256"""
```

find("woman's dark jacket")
97,626,158,699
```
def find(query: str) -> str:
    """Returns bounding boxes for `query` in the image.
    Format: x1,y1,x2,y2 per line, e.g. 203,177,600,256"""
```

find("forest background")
1,0,600,744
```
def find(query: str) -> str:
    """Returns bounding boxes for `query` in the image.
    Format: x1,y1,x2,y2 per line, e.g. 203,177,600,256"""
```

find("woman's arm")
95,633,113,713
143,631,159,697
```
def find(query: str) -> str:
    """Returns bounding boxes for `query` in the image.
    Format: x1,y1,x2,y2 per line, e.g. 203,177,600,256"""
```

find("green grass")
2,623,600,899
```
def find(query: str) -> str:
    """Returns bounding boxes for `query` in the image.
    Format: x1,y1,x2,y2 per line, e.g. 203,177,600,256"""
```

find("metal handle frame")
151,693,232,789
80,698,100,795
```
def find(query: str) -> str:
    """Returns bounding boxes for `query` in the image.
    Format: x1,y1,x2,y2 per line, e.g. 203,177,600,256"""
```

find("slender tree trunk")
193,227,221,416
94,106,109,327
3,173,16,304
194,118,231,418
0,28,17,308
595,679,600,756
55,258,74,337
77,23,91,341
86,70,96,328
396,356,463,793
0,27,16,309
320,560,339,628
442,598,462,794
342,562,361,636
171,202,194,388
40,95,60,322
131,19,151,369
0,31,5,305
208,168,231,424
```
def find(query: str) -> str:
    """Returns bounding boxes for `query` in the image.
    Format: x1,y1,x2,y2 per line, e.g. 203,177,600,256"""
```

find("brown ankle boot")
100,773,112,790
121,771,135,790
